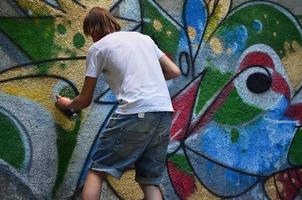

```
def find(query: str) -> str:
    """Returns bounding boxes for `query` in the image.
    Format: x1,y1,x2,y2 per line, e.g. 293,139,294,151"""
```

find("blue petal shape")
179,0,207,59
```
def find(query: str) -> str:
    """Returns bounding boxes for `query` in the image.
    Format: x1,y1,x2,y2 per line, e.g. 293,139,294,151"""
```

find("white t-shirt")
85,31,174,114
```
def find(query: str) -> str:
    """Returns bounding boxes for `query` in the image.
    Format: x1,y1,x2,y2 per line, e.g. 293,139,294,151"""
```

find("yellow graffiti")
0,59,89,131
276,180,284,192
153,19,163,32
209,37,223,54
205,0,216,15
273,32,277,37
204,0,231,41
107,169,143,200
0,79,76,131
264,177,278,200
282,41,302,91
188,26,197,40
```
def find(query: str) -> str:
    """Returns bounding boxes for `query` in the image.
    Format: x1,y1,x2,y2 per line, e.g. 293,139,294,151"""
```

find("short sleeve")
154,42,164,59
148,36,164,59
85,47,104,78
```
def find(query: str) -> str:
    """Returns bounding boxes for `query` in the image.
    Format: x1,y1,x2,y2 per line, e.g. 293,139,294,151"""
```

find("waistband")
111,111,173,119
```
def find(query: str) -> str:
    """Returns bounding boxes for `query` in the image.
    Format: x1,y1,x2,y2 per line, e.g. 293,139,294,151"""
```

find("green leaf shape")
194,63,233,115
0,111,25,169
213,89,262,125
141,0,180,57
169,154,194,175
73,32,85,49
289,129,302,166
57,24,67,34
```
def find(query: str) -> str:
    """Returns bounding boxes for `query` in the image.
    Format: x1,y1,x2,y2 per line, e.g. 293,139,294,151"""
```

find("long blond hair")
83,7,120,38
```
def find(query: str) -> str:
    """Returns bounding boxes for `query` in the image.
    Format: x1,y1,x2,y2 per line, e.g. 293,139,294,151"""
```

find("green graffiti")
52,85,80,195
169,154,194,175
59,63,67,69
141,0,180,58
52,117,81,196
57,24,67,34
289,129,302,166
230,128,240,143
73,32,85,49
213,89,262,125
0,112,25,169
0,18,58,60
194,63,232,115
59,85,77,99
0,18,59,74
36,63,52,75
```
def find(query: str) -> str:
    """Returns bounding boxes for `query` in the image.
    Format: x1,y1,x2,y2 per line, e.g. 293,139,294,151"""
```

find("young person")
55,7,180,200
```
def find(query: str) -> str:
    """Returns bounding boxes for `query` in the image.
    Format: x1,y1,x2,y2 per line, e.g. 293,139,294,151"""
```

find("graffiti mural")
0,0,302,199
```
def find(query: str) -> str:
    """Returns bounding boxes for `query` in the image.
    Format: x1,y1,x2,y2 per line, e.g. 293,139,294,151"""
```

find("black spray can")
64,109,78,121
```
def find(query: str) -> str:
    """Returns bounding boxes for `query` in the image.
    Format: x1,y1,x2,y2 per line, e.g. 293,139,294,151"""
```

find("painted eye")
234,66,282,110
246,70,272,94
233,44,289,110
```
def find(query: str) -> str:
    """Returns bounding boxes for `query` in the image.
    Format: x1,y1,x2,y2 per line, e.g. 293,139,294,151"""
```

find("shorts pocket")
113,128,151,158
106,114,138,129
105,118,115,129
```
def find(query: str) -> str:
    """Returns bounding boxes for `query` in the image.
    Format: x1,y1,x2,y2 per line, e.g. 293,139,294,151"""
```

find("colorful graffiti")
0,0,302,199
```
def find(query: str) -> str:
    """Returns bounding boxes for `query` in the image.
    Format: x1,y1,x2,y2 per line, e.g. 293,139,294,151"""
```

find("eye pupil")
246,72,271,93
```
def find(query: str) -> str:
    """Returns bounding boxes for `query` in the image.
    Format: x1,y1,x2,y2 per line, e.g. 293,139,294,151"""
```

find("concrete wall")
0,0,302,199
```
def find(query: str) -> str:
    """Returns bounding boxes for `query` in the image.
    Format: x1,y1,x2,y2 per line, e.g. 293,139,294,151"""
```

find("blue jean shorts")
89,112,172,186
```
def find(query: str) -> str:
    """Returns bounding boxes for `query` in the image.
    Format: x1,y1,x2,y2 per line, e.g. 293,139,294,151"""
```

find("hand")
55,95,72,111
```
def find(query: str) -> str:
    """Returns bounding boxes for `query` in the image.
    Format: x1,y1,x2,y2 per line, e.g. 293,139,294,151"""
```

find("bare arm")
56,76,97,110
159,54,181,80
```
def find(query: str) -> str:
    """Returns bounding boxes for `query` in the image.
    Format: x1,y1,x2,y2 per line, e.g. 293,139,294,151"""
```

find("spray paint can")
63,109,78,121
55,95,78,121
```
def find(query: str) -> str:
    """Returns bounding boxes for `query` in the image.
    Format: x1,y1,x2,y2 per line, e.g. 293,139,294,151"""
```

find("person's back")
86,31,173,114
55,7,180,200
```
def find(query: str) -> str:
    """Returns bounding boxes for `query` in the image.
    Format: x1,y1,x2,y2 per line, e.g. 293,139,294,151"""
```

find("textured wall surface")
0,0,302,199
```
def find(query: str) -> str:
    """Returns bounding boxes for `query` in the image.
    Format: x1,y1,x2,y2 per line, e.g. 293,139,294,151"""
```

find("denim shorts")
89,112,172,186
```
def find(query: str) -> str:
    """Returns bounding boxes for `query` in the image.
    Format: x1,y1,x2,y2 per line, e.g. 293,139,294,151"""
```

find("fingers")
55,94,61,101
55,99,65,111
54,95,63,109
54,95,71,111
